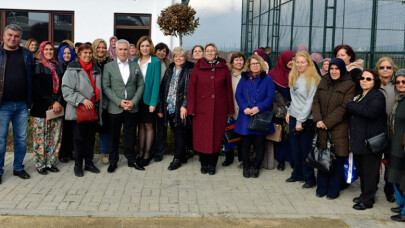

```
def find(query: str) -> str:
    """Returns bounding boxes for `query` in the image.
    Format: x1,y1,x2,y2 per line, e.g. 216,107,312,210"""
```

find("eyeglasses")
250,62,261,66
395,80,405,85
359,77,374,81
379,66,392,70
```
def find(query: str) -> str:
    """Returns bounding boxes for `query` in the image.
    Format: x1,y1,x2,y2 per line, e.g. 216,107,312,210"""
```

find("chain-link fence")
241,0,405,68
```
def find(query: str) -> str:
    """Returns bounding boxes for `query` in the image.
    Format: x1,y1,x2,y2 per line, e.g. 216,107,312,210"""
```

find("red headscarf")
269,50,295,88
38,41,59,94
254,49,267,62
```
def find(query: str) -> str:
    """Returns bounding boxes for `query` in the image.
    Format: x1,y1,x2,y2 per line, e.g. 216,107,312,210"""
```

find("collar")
138,56,152,65
117,58,129,65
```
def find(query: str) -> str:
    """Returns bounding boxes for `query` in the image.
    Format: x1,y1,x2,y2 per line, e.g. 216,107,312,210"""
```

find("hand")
285,113,290,124
316,121,327,130
295,124,303,131
157,113,163,118
126,101,134,110
180,107,187,119
250,106,260,116
120,100,128,109
149,106,155,113
83,99,93,109
244,108,252,115
52,101,62,113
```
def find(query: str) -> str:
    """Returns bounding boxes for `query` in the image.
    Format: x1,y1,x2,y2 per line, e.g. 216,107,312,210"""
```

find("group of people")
0,24,405,222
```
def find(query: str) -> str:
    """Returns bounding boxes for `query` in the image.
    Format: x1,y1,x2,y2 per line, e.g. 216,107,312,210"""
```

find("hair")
135,36,155,59
229,52,246,72
243,54,268,73
288,51,321,90
192,45,203,54
204,43,218,53
334,44,356,62
116,39,129,48
75,42,83,48
171,47,188,60
155,42,169,57
4,24,23,36
24,38,38,49
264,46,271,52
77,44,93,57
375,56,398,76
361,69,381,89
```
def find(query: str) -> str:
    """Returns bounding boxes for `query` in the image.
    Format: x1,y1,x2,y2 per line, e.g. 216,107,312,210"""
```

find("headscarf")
38,41,59,94
58,45,76,66
328,58,347,83
390,69,405,133
108,36,117,59
128,43,136,60
296,44,308,53
254,49,266,62
269,50,295,88
320,58,331,76
92,38,110,63
311,53,323,64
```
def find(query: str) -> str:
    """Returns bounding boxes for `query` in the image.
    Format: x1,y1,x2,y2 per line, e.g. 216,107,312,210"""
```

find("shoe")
84,165,100,173
201,166,208,174
353,202,373,210
386,193,396,203
391,206,404,213
391,214,405,222
168,159,182,171
277,162,285,171
74,166,84,177
251,168,259,178
353,197,361,204
326,196,338,200
316,193,326,198
37,168,48,175
285,177,299,183
46,166,59,173
243,168,250,178
128,160,145,171
302,182,315,189
59,157,69,163
141,158,151,167
154,156,163,162
208,166,216,175
181,158,188,164
222,159,233,167
100,154,109,165
13,170,30,179
108,163,118,173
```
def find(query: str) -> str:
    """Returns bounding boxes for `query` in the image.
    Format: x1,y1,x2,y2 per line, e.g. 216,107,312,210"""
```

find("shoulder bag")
365,132,387,153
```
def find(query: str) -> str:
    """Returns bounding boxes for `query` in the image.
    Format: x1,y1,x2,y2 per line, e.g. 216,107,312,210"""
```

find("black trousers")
199,152,219,167
72,121,96,167
59,119,74,159
185,116,193,151
354,153,382,205
153,115,167,158
240,134,266,169
167,114,186,160
108,111,137,164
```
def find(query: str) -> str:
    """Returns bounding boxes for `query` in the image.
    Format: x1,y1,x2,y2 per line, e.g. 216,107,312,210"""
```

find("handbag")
365,132,387,153
305,131,336,173
46,107,64,121
266,123,282,142
272,91,288,118
246,88,273,133
343,152,358,184
76,98,98,123
223,117,242,144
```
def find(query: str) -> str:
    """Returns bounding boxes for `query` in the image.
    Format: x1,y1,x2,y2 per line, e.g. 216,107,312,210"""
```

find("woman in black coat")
157,47,194,171
347,69,386,210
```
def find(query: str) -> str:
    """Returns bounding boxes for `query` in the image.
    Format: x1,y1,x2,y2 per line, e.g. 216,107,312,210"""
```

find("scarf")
128,44,136,60
108,36,117,59
58,45,76,66
346,59,364,72
38,41,59,94
249,72,258,84
390,93,405,134
269,50,295,88
79,59,100,102
205,57,219,66
92,38,110,63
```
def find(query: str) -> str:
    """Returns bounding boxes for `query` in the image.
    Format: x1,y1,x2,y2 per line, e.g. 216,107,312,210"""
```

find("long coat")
234,71,275,135
312,73,355,157
187,58,234,153
347,88,386,155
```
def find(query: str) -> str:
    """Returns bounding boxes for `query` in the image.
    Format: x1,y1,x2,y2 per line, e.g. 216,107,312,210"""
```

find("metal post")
258,0,262,48
290,0,295,50
331,0,337,52
240,0,244,52
308,0,314,52
322,0,328,57
266,0,271,46
369,0,378,68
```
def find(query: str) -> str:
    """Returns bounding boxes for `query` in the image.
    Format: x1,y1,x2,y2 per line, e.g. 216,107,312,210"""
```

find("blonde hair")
243,54,268,73
375,56,398,77
172,47,188,60
288,51,321,90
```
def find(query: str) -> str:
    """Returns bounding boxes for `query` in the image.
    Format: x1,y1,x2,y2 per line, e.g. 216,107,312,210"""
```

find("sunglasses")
359,77,374,81
395,80,405,85
379,66,392,70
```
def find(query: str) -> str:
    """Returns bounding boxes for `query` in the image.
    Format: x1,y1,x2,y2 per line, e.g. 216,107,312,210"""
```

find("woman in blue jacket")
234,55,275,178
133,36,161,167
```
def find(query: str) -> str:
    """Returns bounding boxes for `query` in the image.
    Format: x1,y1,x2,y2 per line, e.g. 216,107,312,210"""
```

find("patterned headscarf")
128,43,136,60
92,38,110,63
390,69,405,133
38,41,59,94
108,36,117,59
58,45,76,66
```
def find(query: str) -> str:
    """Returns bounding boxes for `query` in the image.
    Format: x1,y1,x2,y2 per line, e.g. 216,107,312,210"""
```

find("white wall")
0,0,181,48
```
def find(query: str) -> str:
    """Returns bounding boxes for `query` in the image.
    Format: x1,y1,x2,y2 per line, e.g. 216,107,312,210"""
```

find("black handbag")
305,131,336,173
365,132,387,153
246,88,273,133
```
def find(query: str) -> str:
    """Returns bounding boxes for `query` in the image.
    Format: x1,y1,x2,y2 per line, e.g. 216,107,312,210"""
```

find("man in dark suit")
103,39,145,172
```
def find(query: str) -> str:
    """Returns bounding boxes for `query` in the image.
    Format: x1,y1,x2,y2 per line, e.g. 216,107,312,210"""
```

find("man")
0,24,33,184
264,46,272,70
103,39,145,173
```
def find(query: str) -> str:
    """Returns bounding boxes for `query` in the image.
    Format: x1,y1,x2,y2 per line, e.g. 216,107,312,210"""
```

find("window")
114,13,151,45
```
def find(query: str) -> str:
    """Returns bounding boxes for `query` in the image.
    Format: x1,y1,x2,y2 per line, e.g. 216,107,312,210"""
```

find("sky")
182,0,241,51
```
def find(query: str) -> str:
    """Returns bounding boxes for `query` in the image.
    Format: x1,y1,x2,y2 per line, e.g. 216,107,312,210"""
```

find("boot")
222,150,234,167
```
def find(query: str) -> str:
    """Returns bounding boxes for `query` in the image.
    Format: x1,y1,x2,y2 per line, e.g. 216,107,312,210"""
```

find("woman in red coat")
187,43,234,175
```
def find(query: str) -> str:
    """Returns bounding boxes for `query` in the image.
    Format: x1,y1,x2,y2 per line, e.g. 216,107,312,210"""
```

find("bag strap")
246,87,251,108
327,131,334,150
312,130,319,147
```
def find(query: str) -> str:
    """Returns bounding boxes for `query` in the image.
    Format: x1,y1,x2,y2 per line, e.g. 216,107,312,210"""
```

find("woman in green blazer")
133,36,161,166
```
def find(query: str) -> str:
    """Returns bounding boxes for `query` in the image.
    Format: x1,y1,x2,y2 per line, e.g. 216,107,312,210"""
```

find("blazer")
102,59,145,114
133,56,161,107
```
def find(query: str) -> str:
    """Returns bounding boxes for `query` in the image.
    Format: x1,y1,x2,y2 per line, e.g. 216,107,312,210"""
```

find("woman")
234,55,274,178
377,57,398,203
155,42,171,80
269,50,295,171
92,38,113,165
31,41,64,175
128,43,136,60
157,47,194,170
187,43,234,175
285,51,321,188
57,44,76,163
222,52,245,167
25,38,39,62
320,58,331,76
334,44,363,83
189,45,204,63
312,58,355,199
133,36,161,166
108,36,118,59
62,44,103,177
347,69,386,210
